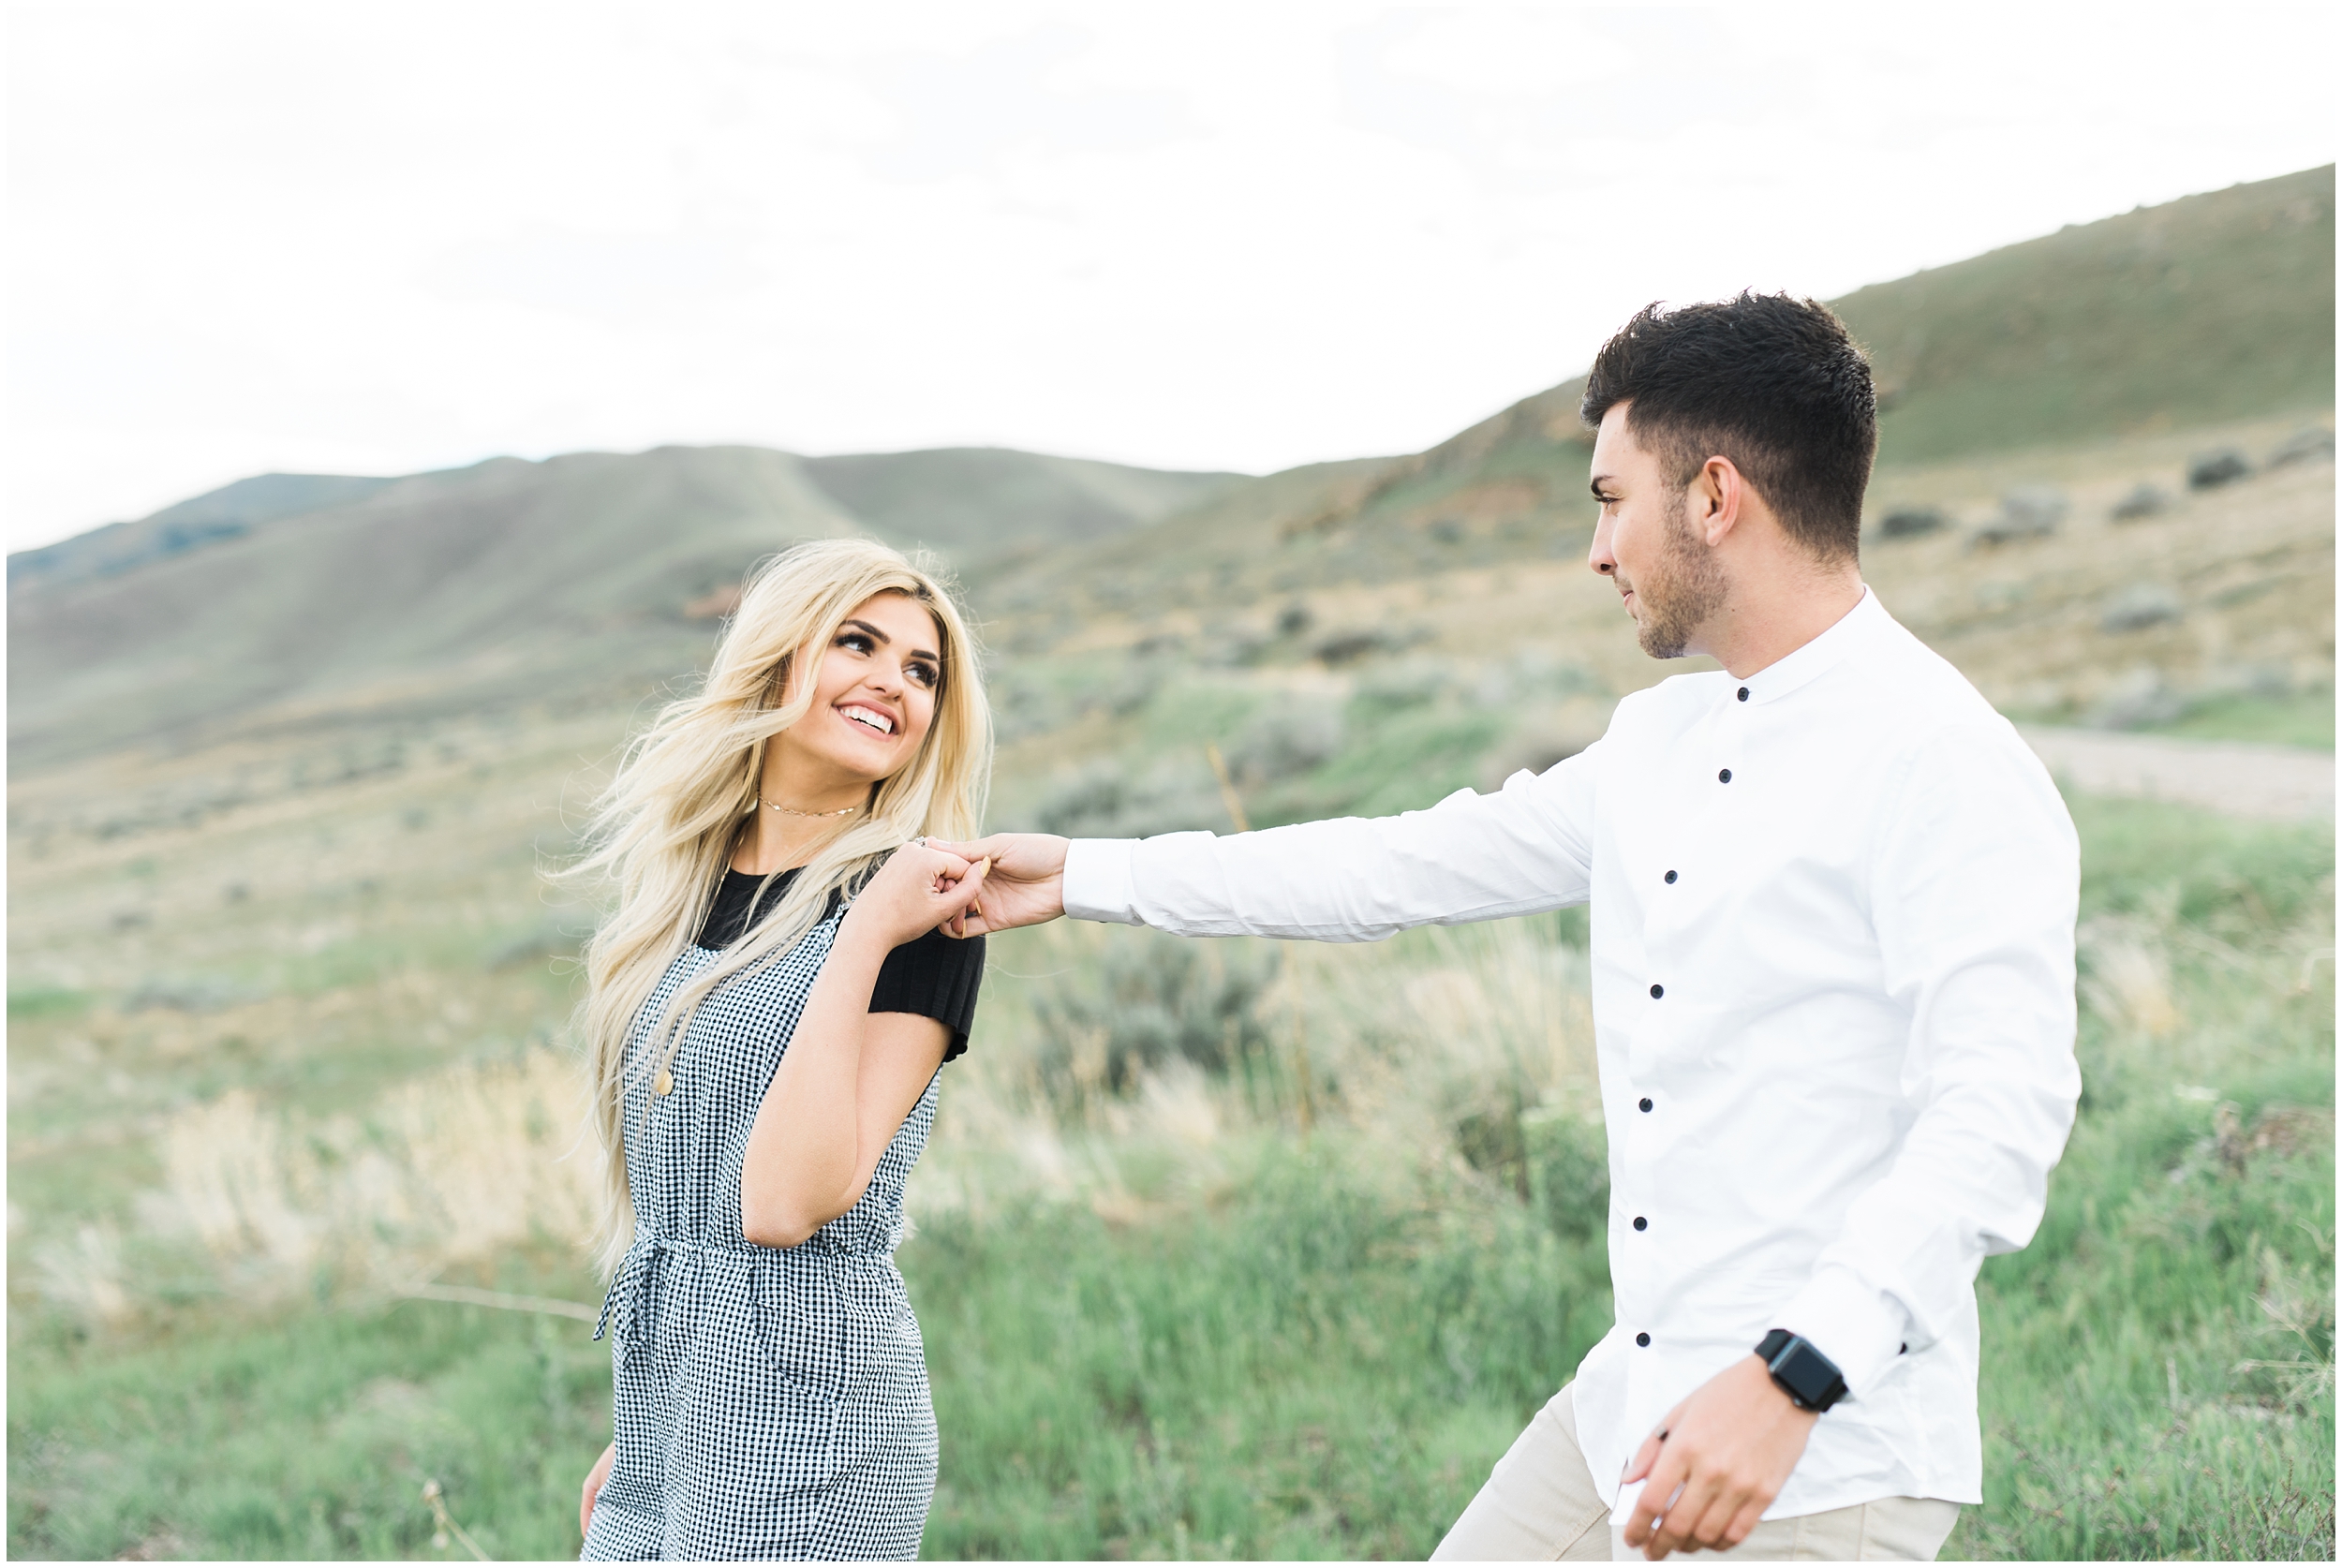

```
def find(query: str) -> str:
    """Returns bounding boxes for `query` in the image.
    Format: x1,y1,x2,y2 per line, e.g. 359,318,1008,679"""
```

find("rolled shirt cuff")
1774,1266,1911,1400
1063,838,1141,925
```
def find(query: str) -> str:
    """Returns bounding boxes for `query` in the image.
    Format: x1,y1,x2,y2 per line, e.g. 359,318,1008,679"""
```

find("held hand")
1620,1354,1818,1560
925,833,1070,936
841,841,988,951
580,1441,615,1539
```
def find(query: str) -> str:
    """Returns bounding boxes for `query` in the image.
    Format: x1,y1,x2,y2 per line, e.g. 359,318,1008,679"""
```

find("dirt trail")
2020,727,2335,823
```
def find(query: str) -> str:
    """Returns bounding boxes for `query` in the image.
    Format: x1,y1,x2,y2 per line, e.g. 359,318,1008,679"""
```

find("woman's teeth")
842,706,894,734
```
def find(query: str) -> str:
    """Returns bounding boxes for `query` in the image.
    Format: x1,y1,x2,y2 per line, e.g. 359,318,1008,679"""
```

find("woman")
570,539,993,1561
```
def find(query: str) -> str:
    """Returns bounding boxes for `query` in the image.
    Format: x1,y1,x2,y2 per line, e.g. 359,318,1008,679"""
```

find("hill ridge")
8,166,2330,773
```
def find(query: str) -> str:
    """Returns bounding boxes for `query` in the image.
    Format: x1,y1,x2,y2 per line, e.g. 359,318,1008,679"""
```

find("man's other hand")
927,833,1070,935
1619,1354,1819,1560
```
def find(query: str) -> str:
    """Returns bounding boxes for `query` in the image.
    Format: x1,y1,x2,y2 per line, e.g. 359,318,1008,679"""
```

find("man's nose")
1589,518,1617,576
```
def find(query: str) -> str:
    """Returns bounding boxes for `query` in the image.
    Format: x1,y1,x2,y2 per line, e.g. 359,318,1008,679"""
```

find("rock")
2101,582,2184,633
2085,665,2185,729
2109,482,2170,522
1313,629,1395,666
2186,450,2251,490
1876,506,1949,539
2265,426,2335,468
1968,486,2067,547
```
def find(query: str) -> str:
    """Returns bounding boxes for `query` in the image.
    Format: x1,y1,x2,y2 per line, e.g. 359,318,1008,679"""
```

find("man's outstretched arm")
937,751,1600,941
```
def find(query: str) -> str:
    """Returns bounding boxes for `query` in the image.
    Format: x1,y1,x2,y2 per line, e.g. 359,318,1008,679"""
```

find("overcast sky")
7,3,2334,552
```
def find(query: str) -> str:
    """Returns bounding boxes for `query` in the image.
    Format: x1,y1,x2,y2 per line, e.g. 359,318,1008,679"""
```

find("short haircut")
1580,293,1877,561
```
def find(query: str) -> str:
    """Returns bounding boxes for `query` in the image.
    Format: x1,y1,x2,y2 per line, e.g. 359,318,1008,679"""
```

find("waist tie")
592,1231,752,1342
590,1229,895,1342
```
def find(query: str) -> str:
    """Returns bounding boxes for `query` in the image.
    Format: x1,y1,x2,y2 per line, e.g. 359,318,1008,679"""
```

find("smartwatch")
1756,1329,1847,1413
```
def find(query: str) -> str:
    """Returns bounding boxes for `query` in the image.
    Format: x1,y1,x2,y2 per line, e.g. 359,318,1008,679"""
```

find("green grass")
912,1148,1611,1560
1841,167,2335,465
7,1275,610,1561
2143,689,2335,750
6,797,2331,1560
7,985,93,1020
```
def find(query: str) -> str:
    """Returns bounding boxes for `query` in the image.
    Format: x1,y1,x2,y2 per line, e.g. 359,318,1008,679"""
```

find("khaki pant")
1433,1385,1961,1562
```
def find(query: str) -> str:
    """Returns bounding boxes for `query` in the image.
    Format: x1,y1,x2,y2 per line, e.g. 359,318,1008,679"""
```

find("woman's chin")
808,744,898,788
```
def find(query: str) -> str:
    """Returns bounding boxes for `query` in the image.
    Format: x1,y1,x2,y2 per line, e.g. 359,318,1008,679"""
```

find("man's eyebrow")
1589,473,1619,497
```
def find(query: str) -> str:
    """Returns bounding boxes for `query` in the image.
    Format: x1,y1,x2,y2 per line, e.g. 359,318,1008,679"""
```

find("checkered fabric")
582,911,944,1561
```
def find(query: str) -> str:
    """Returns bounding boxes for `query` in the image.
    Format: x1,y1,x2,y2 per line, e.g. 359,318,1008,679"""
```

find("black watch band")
1756,1328,1848,1413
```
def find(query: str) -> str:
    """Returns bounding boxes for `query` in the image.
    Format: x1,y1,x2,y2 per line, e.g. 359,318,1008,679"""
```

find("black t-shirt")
695,866,984,1062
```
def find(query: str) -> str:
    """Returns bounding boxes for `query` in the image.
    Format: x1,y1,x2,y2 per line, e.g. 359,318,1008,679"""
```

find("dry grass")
149,1049,600,1304
911,918,1596,1235
1000,413,2333,728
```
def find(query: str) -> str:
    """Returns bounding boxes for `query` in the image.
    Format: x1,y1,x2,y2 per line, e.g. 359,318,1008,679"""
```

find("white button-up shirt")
1064,589,2080,1518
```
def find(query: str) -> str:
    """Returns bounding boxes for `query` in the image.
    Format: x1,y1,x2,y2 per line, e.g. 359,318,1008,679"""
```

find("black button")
1649,983,1664,998
1638,1097,1653,1112
1664,869,1677,884
1738,687,1749,702
1633,1216,1648,1231
1636,1332,1652,1347
1900,1342,1908,1354
1718,768,1733,783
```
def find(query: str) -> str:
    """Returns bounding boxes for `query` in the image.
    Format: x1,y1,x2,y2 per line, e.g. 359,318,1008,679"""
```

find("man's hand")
927,833,1070,936
1619,1354,1818,1560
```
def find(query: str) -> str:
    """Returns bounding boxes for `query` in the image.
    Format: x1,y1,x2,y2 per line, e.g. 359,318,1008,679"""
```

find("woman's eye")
908,663,938,688
837,632,871,653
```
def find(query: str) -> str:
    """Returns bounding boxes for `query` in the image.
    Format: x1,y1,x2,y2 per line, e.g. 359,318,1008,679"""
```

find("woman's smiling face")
768,591,943,794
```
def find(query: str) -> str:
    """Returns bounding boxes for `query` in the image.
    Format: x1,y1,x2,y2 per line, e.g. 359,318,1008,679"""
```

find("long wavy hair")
565,538,990,1273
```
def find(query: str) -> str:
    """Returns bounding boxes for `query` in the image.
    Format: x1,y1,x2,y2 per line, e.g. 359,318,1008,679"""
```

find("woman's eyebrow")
841,618,941,663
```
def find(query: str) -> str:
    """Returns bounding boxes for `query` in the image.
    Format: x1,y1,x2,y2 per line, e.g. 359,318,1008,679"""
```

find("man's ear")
1697,456,1745,547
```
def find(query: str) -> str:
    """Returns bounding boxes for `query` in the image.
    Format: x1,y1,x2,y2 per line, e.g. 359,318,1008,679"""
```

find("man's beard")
1630,490,1729,659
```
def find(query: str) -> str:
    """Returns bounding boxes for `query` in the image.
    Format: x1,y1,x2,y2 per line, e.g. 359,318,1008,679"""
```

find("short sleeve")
869,928,986,1062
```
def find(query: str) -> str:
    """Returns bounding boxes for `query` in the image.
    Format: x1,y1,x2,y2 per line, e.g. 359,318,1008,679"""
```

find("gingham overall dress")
582,910,942,1561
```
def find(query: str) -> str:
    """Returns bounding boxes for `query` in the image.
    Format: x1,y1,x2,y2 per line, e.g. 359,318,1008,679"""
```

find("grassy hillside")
7,730,2331,1559
800,447,1239,558
7,474,397,599
5,167,2334,1563
1845,166,2335,464
10,169,2328,778
7,446,1236,772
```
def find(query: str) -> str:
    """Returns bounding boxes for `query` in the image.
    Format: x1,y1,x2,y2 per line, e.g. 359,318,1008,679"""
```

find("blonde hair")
565,538,991,1273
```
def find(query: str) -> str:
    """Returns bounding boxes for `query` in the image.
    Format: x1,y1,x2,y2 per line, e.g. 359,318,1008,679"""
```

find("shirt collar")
1732,585,1886,707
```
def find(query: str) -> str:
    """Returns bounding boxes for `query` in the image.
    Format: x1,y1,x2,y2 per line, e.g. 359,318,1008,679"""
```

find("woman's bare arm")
738,846,980,1248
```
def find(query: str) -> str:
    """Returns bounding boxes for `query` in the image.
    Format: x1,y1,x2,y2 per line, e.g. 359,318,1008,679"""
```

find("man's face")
1588,403,1727,659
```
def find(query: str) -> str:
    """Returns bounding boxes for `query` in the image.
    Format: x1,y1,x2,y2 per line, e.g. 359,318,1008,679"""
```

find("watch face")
1775,1341,1843,1407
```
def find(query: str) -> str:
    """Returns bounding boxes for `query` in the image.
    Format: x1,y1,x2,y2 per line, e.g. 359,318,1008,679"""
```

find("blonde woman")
571,539,993,1561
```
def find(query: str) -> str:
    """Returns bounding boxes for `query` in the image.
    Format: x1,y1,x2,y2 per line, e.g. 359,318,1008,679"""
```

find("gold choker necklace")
757,795,863,819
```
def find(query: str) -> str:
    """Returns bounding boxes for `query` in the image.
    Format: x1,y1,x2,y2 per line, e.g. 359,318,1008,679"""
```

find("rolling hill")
8,166,2330,776
1006,165,2335,622
6,447,1239,769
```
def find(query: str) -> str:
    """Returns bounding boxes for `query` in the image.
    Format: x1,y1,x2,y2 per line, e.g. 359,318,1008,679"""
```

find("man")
941,294,2080,1561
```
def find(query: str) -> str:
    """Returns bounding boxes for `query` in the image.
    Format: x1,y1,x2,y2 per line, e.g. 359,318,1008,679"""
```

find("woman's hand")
840,840,989,952
927,833,1069,936
580,1441,615,1539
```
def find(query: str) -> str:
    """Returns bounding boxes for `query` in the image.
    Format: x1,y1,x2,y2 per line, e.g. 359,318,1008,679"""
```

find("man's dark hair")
1580,293,1876,560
